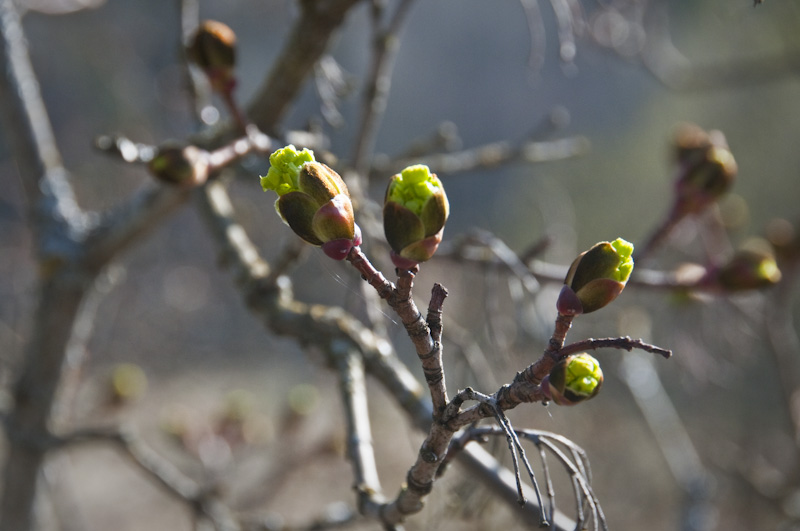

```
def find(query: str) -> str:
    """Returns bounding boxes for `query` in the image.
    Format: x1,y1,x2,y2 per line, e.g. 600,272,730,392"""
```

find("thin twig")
559,336,672,359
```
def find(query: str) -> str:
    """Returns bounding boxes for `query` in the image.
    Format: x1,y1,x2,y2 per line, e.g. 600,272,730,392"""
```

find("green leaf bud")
261,146,358,259
672,125,737,215
383,165,449,267
561,238,634,314
542,353,603,406
708,238,781,291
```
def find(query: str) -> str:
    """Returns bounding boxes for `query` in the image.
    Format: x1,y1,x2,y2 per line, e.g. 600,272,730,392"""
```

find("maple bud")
558,238,634,315
707,238,781,291
148,144,208,187
261,146,360,260
188,20,237,93
672,124,737,216
542,353,603,406
383,165,449,269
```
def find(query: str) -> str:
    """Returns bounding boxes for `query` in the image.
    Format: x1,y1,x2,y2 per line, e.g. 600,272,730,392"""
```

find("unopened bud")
672,124,737,215
542,353,603,406
148,144,208,187
188,20,237,93
707,238,781,291
560,238,634,314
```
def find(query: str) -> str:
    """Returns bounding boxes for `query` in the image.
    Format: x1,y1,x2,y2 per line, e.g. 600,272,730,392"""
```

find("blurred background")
1,0,799,529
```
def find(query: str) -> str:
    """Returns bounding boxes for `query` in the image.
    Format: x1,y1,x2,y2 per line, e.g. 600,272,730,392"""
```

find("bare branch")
54,427,241,531
247,0,364,133
559,336,673,359
333,347,385,513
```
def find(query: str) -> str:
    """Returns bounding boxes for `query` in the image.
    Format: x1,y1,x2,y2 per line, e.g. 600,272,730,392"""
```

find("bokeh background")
1,0,799,529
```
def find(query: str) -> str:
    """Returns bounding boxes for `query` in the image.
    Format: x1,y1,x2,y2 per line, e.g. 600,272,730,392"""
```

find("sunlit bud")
672,124,737,215
148,144,209,187
260,145,359,259
706,238,781,291
188,20,237,93
541,353,603,406
560,238,634,314
383,165,449,269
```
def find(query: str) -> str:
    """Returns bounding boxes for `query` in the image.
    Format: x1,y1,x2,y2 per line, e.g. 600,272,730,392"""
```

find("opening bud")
260,146,358,259
561,238,634,314
383,165,449,268
542,353,603,406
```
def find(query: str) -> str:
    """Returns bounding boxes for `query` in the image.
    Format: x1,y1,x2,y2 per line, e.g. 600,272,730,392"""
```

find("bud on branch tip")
260,145,360,260
383,164,449,269
558,238,634,315
542,353,604,406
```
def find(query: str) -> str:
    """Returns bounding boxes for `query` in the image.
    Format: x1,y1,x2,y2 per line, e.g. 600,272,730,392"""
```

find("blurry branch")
241,502,359,531
247,0,364,133
598,1,800,91
53,426,241,531
87,130,271,269
351,0,418,180
371,134,590,178
0,0,65,204
333,348,385,515
619,355,715,531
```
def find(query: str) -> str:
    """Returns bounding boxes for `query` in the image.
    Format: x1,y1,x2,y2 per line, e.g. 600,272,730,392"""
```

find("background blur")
1,0,799,529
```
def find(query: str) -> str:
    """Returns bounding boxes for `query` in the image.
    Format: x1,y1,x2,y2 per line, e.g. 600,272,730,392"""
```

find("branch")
351,0,418,180
371,134,590,178
54,427,241,531
247,0,364,133
0,0,65,203
333,347,385,514
559,336,673,359
196,180,573,527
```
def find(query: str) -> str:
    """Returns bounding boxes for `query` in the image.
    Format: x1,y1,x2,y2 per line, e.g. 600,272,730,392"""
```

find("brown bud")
188,20,237,93
148,144,208,187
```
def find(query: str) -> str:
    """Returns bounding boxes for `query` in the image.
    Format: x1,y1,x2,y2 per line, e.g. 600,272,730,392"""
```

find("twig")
332,347,385,514
371,135,590,178
351,0,418,180
559,336,672,359
53,426,241,530
196,181,570,526
246,0,363,133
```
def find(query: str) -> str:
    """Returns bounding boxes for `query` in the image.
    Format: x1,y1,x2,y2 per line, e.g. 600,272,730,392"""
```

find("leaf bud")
706,238,781,291
542,353,603,406
260,145,358,259
560,238,634,314
148,144,208,187
383,164,449,268
672,124,737,215
188,20,237,93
